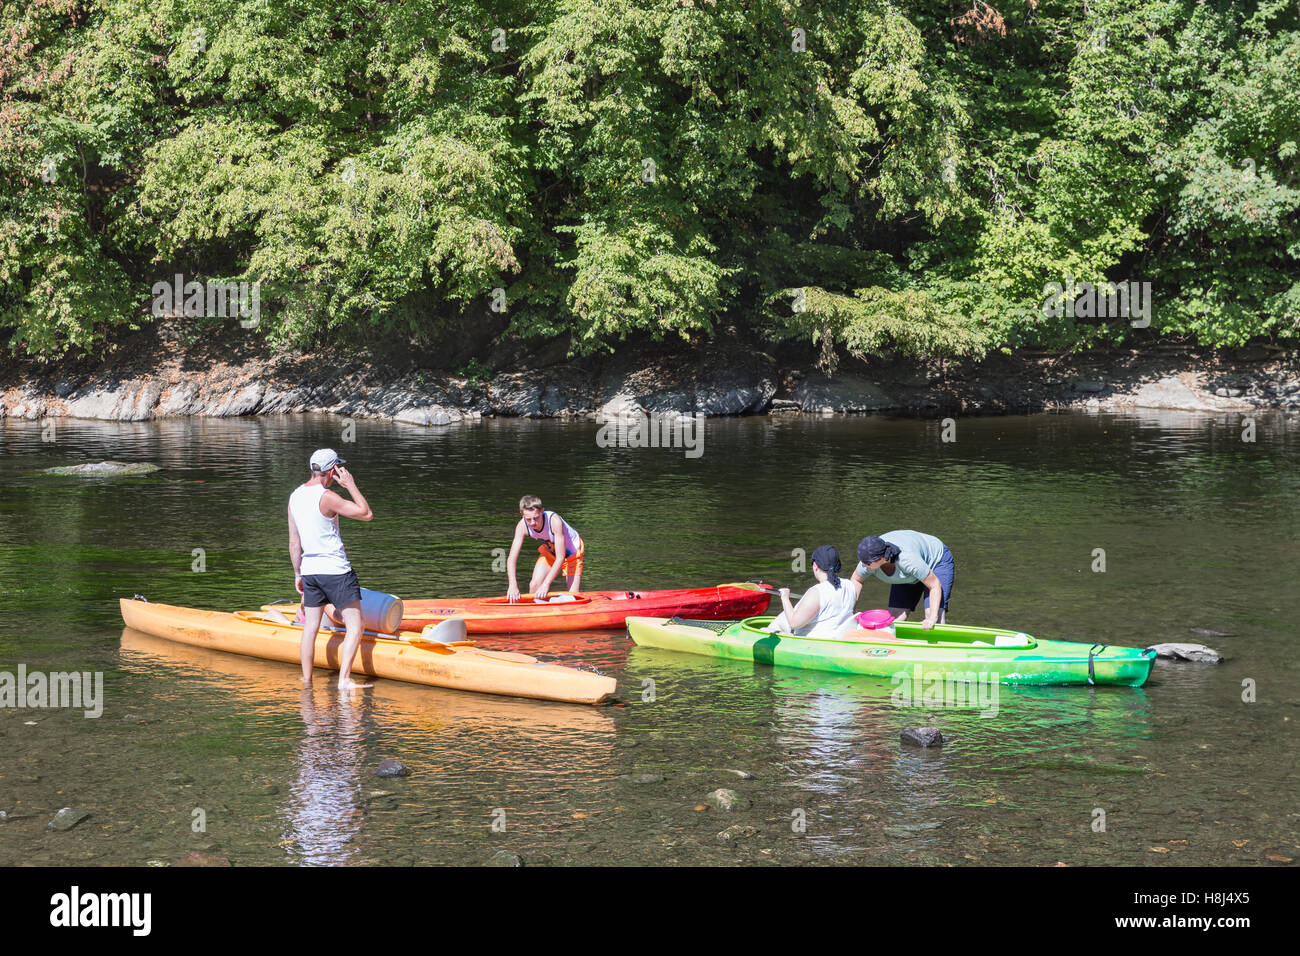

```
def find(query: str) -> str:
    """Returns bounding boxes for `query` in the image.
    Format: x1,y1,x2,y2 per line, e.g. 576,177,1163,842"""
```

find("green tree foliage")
1,0,1296,363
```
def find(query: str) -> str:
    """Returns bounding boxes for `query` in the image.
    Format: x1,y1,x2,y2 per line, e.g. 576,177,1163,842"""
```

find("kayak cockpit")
737,616,1040,649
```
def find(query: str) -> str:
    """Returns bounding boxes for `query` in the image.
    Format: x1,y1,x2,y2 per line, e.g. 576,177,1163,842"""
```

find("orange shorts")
538,542,584,579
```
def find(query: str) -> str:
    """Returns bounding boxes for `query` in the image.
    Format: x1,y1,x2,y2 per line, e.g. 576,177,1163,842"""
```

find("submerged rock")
618,772,665,785
178,851,231,867
717,825,759,842
486,849,523,867
705,788,750,812
1146,643,1224,663
47,807,90,831
900,727,945,748
43,461,160,476
375,759,409,778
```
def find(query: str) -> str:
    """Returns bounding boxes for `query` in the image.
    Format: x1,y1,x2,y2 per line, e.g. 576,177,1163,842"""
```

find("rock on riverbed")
47,808,90,831
705,788,750,811
1146,643,1224,663
900,727,945,748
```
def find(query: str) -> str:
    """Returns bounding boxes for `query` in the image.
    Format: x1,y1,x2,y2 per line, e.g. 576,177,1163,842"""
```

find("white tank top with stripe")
290,484,351,576
525,510,581,554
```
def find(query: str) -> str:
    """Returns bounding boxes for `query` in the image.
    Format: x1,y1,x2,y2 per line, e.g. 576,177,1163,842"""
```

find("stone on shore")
1129,375,1252,412
395,405,456,426
791,374,899,414
488,372,546,417
65,380,164,421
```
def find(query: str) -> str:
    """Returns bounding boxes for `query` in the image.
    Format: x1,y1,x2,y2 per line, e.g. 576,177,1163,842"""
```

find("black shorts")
888,547,955,614
301,570,361,609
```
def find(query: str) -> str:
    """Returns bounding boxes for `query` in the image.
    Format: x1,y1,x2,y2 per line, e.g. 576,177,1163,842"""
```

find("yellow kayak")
119,599,616,705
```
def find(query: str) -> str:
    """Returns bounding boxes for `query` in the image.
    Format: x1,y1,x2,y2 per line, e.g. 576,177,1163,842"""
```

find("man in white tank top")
288,449,374,690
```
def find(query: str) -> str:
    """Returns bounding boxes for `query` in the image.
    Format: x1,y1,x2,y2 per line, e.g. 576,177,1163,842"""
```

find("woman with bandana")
766,545,862,639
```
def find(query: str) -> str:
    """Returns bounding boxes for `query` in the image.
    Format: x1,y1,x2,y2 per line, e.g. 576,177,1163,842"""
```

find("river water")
1,411,1296,866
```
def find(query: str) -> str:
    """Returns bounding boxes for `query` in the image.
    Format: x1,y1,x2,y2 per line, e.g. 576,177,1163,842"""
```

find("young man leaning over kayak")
288,449,374,691
851,530,955,630
506,495,583,603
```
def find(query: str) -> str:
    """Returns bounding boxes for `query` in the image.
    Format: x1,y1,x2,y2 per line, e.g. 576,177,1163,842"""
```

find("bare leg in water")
300,604,326,683
334,602,373,691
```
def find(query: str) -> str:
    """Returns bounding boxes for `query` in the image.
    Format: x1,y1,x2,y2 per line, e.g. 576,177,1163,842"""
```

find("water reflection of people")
283,686,369,865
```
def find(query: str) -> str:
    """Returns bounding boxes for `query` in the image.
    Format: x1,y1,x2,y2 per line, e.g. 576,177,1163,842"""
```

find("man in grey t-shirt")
851,530,956,630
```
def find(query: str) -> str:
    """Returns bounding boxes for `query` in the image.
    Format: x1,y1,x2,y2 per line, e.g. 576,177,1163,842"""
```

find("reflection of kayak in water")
625,643,1153,743
119,599,616,705
122,628,618,737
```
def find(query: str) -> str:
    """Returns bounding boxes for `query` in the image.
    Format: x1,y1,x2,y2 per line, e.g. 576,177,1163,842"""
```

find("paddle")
259,605,470,648
757,583,807,603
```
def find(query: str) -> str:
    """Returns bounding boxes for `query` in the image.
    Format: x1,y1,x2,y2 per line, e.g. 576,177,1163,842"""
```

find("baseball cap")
310,448,346,472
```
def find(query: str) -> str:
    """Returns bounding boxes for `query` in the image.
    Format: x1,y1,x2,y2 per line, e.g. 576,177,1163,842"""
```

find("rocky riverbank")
2,327,1297,424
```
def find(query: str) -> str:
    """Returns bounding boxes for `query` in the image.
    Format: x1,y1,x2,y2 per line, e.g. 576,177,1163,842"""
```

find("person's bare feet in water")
337,677,373,692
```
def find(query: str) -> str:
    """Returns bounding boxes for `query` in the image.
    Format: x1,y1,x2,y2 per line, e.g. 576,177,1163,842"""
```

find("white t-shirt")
802,578,859,639
769,578,859,639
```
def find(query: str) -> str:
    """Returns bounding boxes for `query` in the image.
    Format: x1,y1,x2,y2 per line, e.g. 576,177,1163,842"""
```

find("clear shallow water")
0,411,1296,866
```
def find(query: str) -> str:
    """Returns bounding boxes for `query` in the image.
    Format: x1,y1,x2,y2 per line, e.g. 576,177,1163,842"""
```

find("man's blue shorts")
888,547,955,614
302,570,361,609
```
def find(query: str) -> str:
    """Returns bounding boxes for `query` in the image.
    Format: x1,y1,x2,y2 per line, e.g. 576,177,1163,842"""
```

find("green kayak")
625,616,1157,687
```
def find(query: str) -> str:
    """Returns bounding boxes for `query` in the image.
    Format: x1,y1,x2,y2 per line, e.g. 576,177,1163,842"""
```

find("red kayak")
400,582,772,634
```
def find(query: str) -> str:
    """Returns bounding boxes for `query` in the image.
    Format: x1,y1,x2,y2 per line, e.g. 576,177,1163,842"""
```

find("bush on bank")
2,0,1297,365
